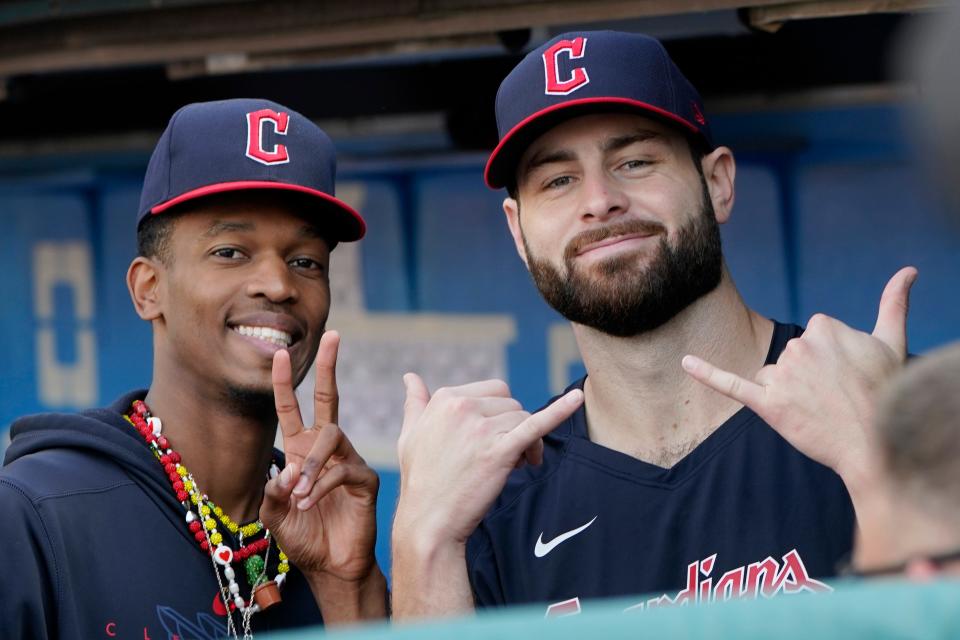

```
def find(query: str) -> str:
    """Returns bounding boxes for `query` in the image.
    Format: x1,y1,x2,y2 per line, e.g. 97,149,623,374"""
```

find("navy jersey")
466,322,855,615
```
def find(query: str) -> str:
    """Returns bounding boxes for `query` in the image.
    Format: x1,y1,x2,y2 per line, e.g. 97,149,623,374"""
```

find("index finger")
313,330,341,426
273,348,305,439
682,354,766,411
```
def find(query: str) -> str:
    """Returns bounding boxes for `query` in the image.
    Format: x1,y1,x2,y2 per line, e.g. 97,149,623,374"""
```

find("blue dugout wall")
1,104,958,580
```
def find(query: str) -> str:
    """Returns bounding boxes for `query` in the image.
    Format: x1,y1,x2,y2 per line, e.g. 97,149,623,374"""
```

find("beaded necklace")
125,400,289,640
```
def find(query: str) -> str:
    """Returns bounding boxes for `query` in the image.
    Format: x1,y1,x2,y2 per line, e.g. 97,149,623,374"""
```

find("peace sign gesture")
682,267,918,495
259,330,381,596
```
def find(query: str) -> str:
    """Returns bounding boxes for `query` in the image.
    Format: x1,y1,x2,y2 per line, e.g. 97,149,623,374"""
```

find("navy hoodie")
0,390,323,640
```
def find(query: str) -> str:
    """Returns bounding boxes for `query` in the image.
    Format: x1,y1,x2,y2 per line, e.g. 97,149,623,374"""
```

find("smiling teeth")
234,325,292,347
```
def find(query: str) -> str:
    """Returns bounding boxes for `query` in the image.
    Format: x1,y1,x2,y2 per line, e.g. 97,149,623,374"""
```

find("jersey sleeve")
466,522,505,607
0,479,57,640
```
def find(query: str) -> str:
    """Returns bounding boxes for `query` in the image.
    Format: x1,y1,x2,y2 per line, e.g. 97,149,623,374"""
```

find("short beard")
524,181,723,338
221,385,277,423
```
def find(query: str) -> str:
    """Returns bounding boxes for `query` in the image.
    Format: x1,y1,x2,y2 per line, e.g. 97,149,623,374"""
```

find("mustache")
564,219,667,260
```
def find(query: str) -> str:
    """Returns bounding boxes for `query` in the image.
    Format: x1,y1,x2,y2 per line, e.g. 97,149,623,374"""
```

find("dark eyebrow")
601,130,662,153
201,220,255,239
200,219,328,243
521,148,577,178
298,224,326,240
520,129,665,183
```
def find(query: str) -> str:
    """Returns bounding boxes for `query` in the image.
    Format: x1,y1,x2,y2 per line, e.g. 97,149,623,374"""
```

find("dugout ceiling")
0,0,945,154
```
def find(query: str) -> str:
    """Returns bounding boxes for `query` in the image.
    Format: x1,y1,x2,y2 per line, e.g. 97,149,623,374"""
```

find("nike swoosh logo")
534,516,598,558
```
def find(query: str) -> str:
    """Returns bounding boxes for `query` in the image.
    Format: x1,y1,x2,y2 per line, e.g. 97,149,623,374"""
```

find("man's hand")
260,330,385,622
391,375,582,619
681,267,917,495
396,375,582,545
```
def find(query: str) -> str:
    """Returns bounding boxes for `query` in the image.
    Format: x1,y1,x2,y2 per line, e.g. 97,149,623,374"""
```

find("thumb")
401,372,430,434
872,266,918,356
260,462,299,529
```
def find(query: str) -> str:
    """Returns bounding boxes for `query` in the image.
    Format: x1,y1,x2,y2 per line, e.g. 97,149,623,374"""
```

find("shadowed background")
0,0,956,583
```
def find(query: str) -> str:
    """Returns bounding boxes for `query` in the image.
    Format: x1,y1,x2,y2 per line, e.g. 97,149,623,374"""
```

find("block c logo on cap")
246,109,290,165
542,37,589,96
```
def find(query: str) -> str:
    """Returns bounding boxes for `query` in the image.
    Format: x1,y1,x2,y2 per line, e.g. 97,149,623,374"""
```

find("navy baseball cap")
485,31,714,189
139,98,365,241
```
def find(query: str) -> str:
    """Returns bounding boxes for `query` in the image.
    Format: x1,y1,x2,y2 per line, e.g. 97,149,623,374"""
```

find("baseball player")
391,31,915,617
0,99,387,639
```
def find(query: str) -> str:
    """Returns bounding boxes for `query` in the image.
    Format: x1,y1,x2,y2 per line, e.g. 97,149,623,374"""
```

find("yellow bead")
200,505,211,515
191,494,200,505
227,522,239,533
205,519,216,530
213,506,223,516
211,532,223,545
177,466,188,478
278,552,288,561
278,563,290,574
184,481,193,491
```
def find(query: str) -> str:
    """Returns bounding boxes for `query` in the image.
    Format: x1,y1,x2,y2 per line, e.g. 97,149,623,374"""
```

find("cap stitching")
657,44,678,117
163,107,188,205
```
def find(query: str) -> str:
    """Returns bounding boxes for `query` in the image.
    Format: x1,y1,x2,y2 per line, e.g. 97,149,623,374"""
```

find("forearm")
391,520,476,621
306,564,388,626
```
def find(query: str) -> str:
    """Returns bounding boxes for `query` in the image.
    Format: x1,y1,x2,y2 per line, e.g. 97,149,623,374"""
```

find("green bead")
245,554,266,585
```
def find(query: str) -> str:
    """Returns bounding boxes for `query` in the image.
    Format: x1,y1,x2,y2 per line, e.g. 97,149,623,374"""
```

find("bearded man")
391,31,914,618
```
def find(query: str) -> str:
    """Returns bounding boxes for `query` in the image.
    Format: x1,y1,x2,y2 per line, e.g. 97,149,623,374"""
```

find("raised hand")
395,374,583,549
259,330,380,585
391,375,583,618
681,267,917,493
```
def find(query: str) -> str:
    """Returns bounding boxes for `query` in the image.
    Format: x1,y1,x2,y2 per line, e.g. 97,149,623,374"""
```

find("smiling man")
392,32,915,618
0,99,386,639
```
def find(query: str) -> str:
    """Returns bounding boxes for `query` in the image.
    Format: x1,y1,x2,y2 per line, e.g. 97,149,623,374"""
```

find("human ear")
503,197,529,268
126,257,164,321
701,146,736,224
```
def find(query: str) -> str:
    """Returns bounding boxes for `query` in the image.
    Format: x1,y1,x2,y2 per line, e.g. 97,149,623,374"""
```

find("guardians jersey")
467,322,855,615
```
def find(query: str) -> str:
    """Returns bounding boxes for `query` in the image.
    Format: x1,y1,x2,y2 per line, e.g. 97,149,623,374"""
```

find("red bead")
168,472,180,483
160,455,171,465
158,436,169,449
173,481,183,491
195,531,206,542
176,491,189,502
164,463,176,474
170,452,181,464
189,521,202,533
200,540,209,552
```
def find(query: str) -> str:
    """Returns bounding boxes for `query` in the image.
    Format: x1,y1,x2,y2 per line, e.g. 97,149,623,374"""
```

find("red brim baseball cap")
485,31,715,190
139,98,365,242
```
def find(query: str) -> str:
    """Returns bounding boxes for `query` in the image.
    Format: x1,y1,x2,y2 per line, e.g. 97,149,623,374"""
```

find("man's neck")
575,272,773,468
143,374,278,526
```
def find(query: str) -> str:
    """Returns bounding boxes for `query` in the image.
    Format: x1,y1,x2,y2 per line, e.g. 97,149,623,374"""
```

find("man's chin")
221,383,276,419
